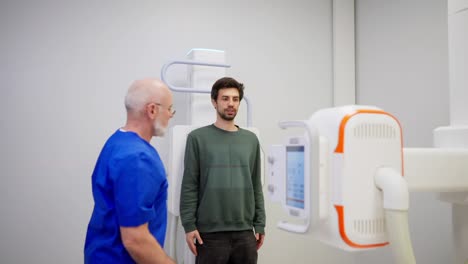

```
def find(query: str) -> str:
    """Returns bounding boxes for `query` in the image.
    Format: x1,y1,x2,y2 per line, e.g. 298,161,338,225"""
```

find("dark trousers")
196,230,258,264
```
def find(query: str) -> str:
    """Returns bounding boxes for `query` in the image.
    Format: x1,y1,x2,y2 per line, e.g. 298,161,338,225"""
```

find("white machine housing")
269,105,404,251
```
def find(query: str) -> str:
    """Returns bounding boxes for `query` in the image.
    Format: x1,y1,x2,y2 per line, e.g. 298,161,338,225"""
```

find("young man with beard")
180,77,266,264
84,79,176,264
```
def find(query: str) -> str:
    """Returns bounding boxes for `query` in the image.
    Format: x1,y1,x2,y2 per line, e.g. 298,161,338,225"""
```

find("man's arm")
252,137,266,236
180,134,202,255
180,134,200,233
120,223,175,264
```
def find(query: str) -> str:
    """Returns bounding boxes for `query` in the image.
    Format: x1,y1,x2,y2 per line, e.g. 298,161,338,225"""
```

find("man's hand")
185,230,203,256
255,233,265,250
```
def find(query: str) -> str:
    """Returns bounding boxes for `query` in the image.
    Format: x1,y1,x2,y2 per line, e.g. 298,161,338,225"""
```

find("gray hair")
124,80,156,113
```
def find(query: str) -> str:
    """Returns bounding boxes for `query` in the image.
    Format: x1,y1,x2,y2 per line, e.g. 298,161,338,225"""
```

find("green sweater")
180,124,266,234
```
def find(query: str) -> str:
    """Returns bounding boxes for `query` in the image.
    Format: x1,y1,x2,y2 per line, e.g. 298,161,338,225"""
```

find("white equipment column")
186,49,226,126
332,0,356,106
448,0,468,126
434,1,468,263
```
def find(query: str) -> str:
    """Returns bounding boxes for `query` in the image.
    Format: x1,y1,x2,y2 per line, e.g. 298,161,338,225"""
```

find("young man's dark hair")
211,77,244,101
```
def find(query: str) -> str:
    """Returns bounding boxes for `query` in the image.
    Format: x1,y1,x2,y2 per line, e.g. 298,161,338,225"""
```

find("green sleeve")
179,134,200,233
252,138,266,234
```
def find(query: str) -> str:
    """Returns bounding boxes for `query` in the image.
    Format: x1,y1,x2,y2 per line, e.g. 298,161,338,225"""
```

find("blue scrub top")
84,130,168,263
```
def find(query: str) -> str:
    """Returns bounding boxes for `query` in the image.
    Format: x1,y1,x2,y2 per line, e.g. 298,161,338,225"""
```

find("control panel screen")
286,146,305,209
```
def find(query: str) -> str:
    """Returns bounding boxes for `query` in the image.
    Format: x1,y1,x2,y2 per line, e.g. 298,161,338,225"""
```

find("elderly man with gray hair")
84,78,176,264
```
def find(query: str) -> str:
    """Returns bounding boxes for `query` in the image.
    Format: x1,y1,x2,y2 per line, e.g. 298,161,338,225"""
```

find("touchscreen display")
286,146,305,209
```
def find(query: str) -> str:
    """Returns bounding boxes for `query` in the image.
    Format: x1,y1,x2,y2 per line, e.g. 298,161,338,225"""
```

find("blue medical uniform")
84,130,168,263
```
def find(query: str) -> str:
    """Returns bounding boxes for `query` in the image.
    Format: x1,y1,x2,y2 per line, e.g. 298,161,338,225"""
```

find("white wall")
0,0,454,263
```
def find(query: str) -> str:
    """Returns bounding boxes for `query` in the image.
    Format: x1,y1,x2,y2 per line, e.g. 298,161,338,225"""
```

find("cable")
384,209,416,264
375,167,416,264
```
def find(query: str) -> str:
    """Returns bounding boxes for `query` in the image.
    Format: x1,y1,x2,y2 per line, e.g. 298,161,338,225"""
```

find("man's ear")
211,99,217,109
147,103,158,118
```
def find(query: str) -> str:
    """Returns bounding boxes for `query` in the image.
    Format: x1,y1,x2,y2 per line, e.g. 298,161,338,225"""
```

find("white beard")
153,118,166,137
